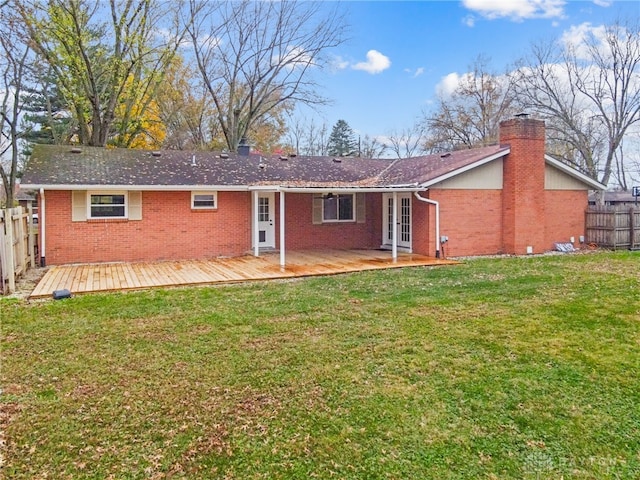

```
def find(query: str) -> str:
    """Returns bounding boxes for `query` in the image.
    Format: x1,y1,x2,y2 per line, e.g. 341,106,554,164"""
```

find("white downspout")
39,188,46,266
413,191,440,259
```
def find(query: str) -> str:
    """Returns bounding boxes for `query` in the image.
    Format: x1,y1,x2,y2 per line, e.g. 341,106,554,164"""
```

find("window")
323,194,354,222
191,191,217,209
89,192,127,219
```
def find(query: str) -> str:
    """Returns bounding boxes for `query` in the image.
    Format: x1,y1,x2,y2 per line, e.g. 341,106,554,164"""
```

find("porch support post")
392,191,398,261
279,191,286,268
252,190,259,257
39,188,45,267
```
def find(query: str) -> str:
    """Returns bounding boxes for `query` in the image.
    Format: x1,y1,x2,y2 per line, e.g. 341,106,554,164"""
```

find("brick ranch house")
21,117,604,267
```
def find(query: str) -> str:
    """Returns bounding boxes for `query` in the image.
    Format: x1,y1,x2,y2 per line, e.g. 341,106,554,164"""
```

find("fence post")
28,202,35,268
4,208,16,293
15,207,25,275
631,207,636,250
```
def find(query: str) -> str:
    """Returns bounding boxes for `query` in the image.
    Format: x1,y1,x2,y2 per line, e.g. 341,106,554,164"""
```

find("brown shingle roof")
21,144,511,189
379,145,509,186
22,145,394,188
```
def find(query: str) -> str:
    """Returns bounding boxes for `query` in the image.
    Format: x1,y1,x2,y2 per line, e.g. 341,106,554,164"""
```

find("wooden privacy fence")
585,206,640,250
0,206,38,294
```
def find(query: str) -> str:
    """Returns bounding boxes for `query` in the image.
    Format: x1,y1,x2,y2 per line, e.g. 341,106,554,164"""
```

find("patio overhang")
249,185,432,268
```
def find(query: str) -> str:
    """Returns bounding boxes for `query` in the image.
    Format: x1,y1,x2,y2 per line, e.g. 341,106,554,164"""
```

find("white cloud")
404,67,425,78
275,46,315,69
462,0,566,22
352,50,391,74
560,22,607,59
463,15,476,27
435,72,462,97
592,0,612,7
435,70,514,98
331,55,350,72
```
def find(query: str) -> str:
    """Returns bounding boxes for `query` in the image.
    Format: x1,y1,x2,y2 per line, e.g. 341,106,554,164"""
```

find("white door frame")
254,192,276,250
382,192,412,251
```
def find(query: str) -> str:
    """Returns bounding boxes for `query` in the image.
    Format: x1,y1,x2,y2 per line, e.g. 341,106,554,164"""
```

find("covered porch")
250,187,442,264
29,249,456,299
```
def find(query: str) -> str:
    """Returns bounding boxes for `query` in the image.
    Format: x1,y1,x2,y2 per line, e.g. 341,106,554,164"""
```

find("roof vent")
220,152,229,159
151,151,162,157
70,147,82,154
258,163,266,169
290,153,297,158
279,155,288,161
191,154,196,166
440,153,451,158
515,112,529,118
332,157,342,163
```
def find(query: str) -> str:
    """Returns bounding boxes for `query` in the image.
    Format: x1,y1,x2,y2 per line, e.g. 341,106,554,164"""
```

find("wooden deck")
30,250,457,299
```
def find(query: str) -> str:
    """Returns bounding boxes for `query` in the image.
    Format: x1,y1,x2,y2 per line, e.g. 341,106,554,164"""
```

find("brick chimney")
500,115,546,255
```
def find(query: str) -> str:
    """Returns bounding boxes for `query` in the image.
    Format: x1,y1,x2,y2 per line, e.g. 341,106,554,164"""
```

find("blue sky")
305,0,640,138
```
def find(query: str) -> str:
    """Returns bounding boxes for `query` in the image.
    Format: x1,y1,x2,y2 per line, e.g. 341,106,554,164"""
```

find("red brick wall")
428,189,504,257
500,117,546,254
42,190,386,265
411,196,432,256
544,190,588,249
42,190,251,264
279,193,381,250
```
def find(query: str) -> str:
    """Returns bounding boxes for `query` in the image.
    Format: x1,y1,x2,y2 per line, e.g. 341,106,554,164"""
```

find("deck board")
30,250,457,299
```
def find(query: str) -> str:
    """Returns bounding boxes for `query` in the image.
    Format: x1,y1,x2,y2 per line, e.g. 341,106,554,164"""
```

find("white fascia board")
419,150,509,188
544,155,606,190
278,186,423,194
20,184,250,191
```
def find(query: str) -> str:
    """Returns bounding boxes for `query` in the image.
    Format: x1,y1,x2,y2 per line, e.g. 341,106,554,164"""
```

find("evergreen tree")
20,65,74,154
327,119,357,156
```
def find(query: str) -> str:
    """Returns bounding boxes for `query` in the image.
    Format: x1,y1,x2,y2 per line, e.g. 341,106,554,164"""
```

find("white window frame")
87,191,128,219
191,191,218,210
322,193,355,223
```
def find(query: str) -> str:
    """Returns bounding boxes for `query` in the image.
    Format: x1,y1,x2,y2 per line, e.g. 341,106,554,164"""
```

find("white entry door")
258,193,275,248
383,193,412,250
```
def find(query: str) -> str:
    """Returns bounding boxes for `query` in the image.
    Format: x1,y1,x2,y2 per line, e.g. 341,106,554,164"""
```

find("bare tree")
155,56,220,150
285,115,306,155
302,119,329,156
0,4,32,206
387,123,427,159
185,0,346,152
422,56,518,152
19,0,184,147
513,19,640,191
358,134,388,158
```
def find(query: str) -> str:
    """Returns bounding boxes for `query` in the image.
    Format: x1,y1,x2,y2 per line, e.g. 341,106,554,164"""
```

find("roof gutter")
20,184,426,193
413,191,441,259
20,184,251,192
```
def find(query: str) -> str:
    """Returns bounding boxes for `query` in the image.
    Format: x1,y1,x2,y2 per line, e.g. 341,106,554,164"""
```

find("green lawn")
1,251,639,479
